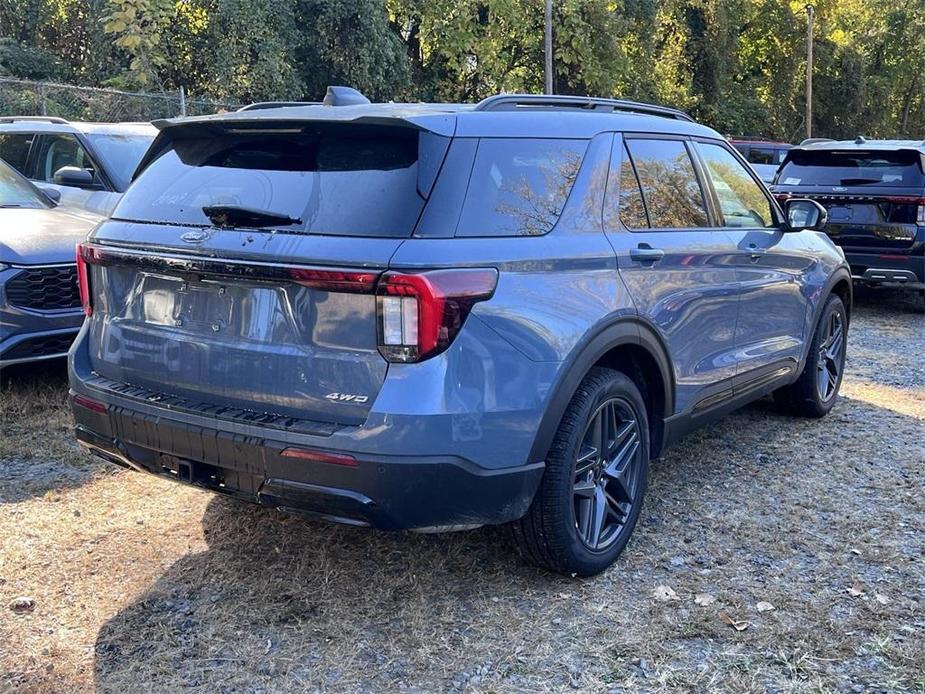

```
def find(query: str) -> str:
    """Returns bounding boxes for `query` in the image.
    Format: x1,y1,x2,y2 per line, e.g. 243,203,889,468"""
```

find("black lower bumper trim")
73,406,544,531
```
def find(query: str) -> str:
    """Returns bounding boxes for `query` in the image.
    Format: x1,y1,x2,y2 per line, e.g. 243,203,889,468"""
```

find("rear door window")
604,142,649,230
695,142,775,228
117,124,437,237
778,149,925,188
456,138,587,236
0,133,35,174
625,138,709,228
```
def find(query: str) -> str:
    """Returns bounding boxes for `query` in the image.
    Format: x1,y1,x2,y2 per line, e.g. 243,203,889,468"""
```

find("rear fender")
527,318,674,463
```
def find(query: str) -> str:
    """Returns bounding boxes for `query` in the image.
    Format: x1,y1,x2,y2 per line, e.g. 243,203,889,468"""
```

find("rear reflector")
72,394,108,414
376,268,498,362
280,447,358,467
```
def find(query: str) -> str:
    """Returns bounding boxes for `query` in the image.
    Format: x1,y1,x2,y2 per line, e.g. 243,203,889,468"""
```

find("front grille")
5,265,81,311
1,332,76,361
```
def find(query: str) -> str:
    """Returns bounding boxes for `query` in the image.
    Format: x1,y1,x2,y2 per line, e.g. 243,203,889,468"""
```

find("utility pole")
805,4,814,139
544,0,553,94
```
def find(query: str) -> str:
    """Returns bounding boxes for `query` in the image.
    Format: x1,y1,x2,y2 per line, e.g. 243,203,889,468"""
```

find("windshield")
85,132,155,191
777,149,925,188
0,159,49,209
115,124,434,237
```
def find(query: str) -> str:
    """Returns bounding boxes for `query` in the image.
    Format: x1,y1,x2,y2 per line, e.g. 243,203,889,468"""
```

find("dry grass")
1,289,923,693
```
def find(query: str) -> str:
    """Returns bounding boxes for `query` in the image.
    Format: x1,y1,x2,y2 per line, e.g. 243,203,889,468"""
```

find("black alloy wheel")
572,397,642,552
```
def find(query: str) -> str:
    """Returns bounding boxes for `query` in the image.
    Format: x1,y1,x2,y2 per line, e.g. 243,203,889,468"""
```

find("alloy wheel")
816,310,845,402
572,397,642,552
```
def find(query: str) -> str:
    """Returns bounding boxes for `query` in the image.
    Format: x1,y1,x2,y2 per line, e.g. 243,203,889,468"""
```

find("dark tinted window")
778,149,925,188
0,133,34,173
625,138,708,228
0,159,48,209
456,138,586,237
604,142,649,229
748,147,776,165
696,142,774,227
86,132,154,191
116,125,433,237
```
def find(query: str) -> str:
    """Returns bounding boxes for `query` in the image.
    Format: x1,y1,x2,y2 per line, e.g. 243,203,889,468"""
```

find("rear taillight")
376,269,498,362
289,268,380,293
881,196,925,224
76,242,94,316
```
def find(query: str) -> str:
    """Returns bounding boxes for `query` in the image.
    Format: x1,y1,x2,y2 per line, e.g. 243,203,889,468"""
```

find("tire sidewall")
807,295,848,413
545,369,650,576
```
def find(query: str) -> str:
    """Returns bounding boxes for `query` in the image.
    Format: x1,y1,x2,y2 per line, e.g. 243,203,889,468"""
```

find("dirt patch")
1,292,923,693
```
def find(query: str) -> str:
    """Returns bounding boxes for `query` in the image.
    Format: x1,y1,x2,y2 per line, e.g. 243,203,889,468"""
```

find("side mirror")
36,185,61,204
53,166,95,188
784,198,828,232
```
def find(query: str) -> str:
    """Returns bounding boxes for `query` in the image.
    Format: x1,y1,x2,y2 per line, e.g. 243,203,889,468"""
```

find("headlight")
0,263,9,272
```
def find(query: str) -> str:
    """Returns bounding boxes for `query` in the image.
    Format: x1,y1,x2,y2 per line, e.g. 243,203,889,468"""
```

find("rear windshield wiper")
839,177,882,186
202,204,303,229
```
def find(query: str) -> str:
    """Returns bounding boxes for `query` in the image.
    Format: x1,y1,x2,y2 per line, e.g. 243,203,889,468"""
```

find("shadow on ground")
92,389,924,692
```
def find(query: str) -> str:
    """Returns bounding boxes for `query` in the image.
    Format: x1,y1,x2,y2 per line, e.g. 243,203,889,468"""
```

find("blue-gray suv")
69,91,852,576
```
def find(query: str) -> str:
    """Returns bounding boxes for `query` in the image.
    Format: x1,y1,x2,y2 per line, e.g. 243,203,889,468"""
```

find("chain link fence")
0,77,240,121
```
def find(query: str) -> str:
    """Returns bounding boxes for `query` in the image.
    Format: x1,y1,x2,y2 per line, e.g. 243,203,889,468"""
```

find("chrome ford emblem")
180,230,211,244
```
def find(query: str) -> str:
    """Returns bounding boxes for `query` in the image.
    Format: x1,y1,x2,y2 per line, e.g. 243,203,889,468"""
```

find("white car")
0,117,155,216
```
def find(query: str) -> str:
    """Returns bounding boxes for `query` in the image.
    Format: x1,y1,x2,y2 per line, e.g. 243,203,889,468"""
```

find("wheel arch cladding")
830,276,852,324
528,319,674,464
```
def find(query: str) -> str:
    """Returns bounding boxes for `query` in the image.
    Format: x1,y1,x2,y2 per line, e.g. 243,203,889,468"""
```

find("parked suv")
0,157,100,367
69,91,851,576
773,138,925,290
730,138,792,183
0,117,155,216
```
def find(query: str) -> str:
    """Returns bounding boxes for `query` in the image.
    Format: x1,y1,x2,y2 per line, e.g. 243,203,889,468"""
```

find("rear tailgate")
790,192,923,250
82,116,452,426
774,147,925,251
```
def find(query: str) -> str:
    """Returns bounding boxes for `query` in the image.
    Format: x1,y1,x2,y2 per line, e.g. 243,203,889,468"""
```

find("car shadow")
852,284,924,315
92,389,924,692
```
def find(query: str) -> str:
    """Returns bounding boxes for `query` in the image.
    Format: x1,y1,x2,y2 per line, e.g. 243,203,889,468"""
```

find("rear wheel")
513,367,649,577
774,294,847,418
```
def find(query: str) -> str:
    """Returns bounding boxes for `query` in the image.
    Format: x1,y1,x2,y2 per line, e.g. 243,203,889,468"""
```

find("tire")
513,367,649,577
773,294,848,418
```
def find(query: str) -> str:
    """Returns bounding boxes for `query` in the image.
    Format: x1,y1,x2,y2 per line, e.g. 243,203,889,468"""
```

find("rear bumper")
71,394,544,530
845,250,925,289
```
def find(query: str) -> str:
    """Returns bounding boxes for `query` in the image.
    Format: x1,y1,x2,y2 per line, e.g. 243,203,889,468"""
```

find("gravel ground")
1,287,922,693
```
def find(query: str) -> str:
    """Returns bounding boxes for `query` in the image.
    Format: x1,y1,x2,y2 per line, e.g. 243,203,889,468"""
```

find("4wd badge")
325,392,369,404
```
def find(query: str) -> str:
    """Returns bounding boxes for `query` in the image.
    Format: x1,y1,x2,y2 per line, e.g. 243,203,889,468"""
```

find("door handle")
747,243,763,262
630,245,665,264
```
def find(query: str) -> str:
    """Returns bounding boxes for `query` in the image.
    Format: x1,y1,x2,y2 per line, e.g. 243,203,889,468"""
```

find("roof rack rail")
474,94,694,122
236,101,322,112
0,116,70,124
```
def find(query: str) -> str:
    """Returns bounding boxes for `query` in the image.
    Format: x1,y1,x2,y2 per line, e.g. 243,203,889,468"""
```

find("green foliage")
296,0,410,100
1,0,923,139
0,39,64,80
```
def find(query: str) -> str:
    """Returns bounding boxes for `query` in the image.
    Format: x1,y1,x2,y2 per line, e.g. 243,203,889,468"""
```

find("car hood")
1,207,101,265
